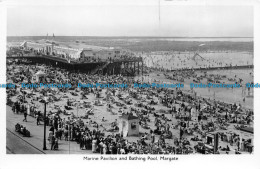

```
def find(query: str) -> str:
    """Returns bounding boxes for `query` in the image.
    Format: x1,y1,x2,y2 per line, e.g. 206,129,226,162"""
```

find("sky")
6,0,254,37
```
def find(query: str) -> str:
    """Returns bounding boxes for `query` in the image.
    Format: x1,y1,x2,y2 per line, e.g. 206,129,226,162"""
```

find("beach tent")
119,113,139,137
35,70,46,82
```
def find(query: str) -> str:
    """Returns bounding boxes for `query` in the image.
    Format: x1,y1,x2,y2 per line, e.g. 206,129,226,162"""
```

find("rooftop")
119,113,138,120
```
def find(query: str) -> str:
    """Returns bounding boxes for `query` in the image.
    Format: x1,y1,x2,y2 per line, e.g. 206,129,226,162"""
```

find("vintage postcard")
0,0,259,169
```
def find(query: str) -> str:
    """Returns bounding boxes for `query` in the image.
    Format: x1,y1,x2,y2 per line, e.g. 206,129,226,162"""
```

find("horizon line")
7,36,254,38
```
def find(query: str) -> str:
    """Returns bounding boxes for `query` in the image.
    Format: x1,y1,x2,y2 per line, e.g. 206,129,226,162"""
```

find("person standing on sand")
23,111,27,122
151,132,155,144
92,137,97,153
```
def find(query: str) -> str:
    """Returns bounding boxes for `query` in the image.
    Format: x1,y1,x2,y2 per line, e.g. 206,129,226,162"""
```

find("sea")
7,36,253,42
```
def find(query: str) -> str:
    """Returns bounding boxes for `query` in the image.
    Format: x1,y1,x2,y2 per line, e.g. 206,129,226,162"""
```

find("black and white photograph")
0,0,259,169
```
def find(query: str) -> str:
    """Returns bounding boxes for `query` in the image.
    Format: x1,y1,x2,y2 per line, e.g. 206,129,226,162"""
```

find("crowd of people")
6,58,254,154
143,51,253,71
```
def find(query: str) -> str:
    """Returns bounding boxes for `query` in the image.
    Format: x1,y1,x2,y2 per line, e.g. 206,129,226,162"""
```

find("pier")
7,55,143,76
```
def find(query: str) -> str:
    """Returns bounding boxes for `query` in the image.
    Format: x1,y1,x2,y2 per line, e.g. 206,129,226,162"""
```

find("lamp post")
69,124,71,154
43,96,48,150
77,102,79,118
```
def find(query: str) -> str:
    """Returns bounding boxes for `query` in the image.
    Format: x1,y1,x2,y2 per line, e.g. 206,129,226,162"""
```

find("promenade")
6,106,91,154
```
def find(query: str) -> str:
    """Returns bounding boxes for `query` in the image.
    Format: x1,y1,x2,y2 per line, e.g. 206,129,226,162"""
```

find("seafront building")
7,40,143,75
19,40,135,62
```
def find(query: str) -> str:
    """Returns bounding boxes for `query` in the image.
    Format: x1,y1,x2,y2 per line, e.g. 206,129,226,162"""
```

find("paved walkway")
6,105,92,154
6,129,44,154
